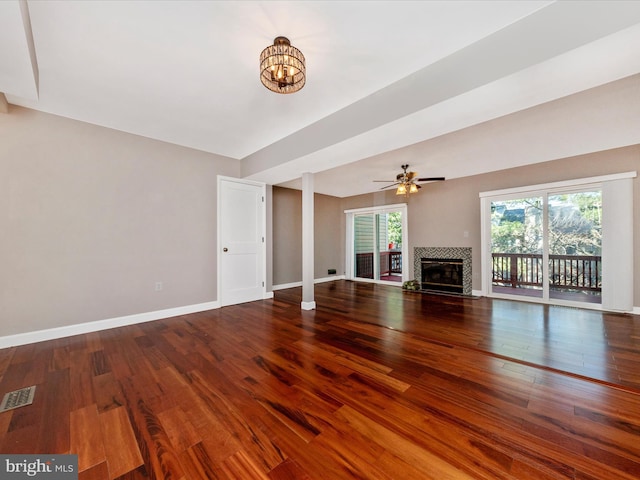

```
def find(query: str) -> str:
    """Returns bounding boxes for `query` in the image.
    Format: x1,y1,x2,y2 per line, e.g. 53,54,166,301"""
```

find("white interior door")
218,177,265,306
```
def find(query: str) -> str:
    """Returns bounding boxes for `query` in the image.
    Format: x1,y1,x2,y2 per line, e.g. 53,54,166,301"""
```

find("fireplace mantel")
414,247,472,295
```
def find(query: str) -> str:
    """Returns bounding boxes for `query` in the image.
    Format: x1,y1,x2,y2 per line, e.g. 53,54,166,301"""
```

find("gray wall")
272,187,343,286
315,191,343,279
272,187,302,285
1,107,238,336
2,110,638,339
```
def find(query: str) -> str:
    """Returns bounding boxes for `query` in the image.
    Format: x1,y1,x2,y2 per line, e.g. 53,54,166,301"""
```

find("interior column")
301,172,316,310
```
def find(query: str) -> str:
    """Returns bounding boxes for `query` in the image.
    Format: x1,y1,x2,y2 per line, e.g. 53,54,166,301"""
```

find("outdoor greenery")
548,192,602,255
387,212,402,248
491,197,542,254
491,191,602,256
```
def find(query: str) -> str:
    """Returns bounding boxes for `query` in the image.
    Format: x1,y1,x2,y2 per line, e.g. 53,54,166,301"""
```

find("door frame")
344,203,408,285
217,176,267,306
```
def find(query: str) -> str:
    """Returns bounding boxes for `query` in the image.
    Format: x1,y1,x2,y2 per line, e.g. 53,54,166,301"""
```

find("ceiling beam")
241,0,640,186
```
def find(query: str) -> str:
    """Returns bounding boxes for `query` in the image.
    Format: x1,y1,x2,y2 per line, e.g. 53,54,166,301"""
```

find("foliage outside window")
491,192,602,256
387,212,402,248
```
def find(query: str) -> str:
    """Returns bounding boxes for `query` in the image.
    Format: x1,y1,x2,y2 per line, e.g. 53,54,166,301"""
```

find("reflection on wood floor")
300,281,638,391
0,280,639,479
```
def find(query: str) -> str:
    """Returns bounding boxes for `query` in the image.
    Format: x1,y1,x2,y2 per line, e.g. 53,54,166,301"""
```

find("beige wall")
3,109,638,339
315,192,343,279
1,107,239,336
272,187,343,286
333,146,640,306
272,187,302,285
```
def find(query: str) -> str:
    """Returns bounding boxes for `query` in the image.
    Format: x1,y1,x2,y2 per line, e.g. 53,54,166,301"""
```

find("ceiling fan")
374,164,445,195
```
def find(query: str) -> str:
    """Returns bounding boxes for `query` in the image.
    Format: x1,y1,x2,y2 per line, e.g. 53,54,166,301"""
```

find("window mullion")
542,194,550,300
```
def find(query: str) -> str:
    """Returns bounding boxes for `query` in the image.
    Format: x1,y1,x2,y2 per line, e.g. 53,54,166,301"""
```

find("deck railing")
492,253,601,292
356,251,402,278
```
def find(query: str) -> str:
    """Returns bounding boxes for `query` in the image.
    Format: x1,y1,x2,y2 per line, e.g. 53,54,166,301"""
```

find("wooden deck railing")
356,251,402,278
492,253,601,292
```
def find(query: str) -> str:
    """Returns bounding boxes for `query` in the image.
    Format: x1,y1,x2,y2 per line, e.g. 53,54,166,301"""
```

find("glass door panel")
548,190,602,305
354,213,374,279
377,212,402,282
490,197,544,299
352,211,403,283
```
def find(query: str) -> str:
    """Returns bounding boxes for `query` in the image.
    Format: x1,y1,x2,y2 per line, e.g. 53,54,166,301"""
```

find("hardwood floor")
1,280,640,479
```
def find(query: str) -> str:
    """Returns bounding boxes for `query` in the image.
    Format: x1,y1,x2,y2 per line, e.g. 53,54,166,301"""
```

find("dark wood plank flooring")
1,280,640,479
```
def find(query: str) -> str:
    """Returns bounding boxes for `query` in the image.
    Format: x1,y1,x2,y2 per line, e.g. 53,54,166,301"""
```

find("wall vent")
0,386,36,412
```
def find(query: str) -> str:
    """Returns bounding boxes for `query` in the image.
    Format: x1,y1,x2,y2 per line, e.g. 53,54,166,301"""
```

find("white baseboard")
3,293,635,350
263,291,274,299
315,275,346,284
272,275,345,291
272,281,302,291
0,300,220,349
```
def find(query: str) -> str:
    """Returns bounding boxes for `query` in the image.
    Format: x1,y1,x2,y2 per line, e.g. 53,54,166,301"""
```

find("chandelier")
260,36,306,94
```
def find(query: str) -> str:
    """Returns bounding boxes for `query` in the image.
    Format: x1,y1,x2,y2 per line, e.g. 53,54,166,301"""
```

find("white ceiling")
2,1,640,197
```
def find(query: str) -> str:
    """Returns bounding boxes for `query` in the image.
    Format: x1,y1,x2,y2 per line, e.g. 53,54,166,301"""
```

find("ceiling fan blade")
416,177,445,182
373,180,396,182
379,182,400,190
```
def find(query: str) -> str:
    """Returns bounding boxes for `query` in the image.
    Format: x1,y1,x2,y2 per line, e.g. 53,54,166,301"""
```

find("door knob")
223,247,228,252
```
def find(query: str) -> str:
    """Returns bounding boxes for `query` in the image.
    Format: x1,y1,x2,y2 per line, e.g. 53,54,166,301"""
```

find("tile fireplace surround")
414,247,472,296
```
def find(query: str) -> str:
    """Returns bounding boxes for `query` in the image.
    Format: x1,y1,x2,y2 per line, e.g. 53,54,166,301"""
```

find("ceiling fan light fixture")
396,184,407,196
260,36,306,94
378,165,445,195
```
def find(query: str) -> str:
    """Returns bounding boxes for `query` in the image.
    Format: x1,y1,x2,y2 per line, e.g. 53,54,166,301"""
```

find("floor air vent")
0,386,36,412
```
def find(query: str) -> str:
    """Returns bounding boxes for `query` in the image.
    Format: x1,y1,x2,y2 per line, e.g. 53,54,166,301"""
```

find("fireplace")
414,247,472,296
421,258,464,293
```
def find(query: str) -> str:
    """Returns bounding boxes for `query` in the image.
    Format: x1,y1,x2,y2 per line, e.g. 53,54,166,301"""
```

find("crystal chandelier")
259,36,306,94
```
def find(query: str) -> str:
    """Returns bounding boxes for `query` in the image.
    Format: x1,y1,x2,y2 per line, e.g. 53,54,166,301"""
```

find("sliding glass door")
488,189,602,305
346,204,407,285
480,171,636,310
